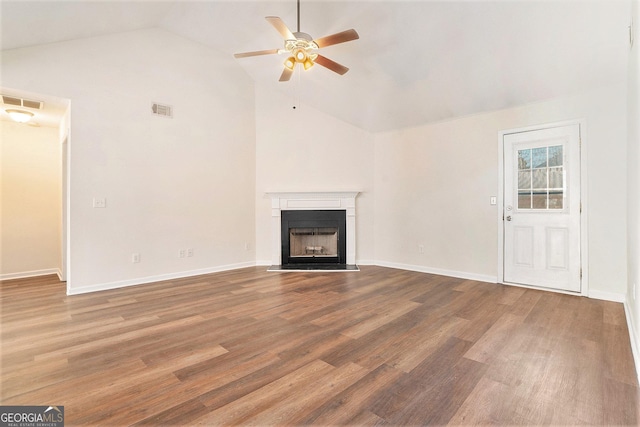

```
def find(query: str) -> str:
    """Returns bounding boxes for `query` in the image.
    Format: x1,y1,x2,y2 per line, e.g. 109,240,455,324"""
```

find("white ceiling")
0,0,631,132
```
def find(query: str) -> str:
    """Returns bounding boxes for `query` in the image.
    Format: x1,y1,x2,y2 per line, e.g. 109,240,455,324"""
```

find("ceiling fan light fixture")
233,0,359,82
284,57,296,70
303,58,314,70
5,109,34,123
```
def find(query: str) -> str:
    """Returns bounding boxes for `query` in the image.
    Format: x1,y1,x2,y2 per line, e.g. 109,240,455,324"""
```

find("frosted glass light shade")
6,109,34,123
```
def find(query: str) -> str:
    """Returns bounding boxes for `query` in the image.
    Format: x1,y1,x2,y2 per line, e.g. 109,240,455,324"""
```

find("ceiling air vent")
151,102,172,118
1,95,43,109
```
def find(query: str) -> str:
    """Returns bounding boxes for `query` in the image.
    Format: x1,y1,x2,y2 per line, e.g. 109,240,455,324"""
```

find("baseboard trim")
588,289,626,303
60,259,640,384
0,268,61,281
67,262,256,295
623,300,640,385
63,260,628,305
374,260,498,284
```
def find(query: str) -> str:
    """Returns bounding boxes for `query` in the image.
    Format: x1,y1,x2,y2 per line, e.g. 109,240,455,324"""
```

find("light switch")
93,197,106,208
490,196,497,206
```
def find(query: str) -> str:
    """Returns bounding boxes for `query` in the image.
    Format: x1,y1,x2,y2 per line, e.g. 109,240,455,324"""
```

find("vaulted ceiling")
0,0,631,132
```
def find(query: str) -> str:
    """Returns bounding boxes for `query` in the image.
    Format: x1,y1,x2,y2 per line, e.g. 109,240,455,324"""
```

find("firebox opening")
290,227,338,258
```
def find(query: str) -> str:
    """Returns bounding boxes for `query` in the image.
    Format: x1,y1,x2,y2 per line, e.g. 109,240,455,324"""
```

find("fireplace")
281,210,346,266
266,191,359,271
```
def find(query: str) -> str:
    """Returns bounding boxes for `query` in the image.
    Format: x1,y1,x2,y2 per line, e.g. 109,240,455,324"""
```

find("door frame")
497,119,588,296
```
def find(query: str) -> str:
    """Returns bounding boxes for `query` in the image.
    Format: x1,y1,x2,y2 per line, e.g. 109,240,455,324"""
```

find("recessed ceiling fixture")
234,0,359,82
5,109,34,123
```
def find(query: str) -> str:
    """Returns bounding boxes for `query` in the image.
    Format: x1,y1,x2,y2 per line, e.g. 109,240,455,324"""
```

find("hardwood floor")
1,266,638,426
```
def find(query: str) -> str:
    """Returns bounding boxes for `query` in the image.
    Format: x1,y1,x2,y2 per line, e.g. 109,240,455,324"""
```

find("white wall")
0,24,631,306
374,114,499,282
254,85,375,264
626,0,640,375
374,84,628,297
0,29,257,293
1,121,62,278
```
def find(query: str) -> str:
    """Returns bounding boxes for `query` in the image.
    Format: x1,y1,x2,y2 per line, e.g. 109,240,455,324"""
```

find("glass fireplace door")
281,210,347,265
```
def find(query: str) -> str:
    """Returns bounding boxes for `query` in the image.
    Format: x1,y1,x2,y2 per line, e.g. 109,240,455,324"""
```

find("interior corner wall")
626,0,640,371
1,121,62,278
374,83,628,297
0,28,257,293
254,85,375,265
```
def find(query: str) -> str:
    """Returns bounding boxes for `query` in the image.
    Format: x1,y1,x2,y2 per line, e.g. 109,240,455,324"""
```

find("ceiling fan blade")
313,29,359,48
266,16,295,40
279,67,294,82
234,49,280,58
314,54,349,75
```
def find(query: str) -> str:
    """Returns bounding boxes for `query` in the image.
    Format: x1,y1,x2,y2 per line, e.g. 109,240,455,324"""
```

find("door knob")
506,215,512,221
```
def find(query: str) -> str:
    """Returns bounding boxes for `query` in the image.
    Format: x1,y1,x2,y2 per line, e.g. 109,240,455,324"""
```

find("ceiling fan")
234,0,359,82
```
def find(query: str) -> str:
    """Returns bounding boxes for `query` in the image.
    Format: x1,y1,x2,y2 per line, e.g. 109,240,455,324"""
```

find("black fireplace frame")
281,210,347,266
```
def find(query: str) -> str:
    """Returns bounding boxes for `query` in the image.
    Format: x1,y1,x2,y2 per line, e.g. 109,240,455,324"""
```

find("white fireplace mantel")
266,191,360,266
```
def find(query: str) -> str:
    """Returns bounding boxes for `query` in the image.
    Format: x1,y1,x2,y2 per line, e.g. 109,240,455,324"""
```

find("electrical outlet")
179,249,186,258
187,248,193,257
93,197,106,208
418,244,425,254
132,253,140,263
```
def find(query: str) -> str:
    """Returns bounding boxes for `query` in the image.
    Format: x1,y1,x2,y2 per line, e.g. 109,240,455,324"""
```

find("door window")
517,145,564,210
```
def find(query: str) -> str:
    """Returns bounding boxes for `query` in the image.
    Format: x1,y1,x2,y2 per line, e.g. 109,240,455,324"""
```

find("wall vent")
2,95,43,109
151,103,173,118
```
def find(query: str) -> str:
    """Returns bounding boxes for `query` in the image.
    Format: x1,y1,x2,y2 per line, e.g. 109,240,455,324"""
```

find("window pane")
548,145,563,167
532,169,547,189
549,192,563,209
518,171,531,190
518,149,531,170
532,147,547,168
549,167,563,188
532,192,547,209
518,192,531,209
515,144,566,211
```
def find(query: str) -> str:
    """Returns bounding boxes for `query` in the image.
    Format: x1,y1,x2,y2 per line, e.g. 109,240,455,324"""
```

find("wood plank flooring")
1,266,638,426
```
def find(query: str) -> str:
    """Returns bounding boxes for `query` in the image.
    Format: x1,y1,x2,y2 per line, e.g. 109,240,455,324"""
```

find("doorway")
0,88,70,284
498,121,585,294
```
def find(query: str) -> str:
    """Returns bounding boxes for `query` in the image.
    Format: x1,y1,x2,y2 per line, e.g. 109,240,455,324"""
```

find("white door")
503,124,581,292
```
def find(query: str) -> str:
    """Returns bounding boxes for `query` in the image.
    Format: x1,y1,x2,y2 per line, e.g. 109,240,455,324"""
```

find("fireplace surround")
267,192,359,270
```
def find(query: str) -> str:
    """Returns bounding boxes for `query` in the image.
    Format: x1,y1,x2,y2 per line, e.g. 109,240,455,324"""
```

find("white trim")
1,268,61,281
588,289,626,303
66,261,255,295
624,300,640,385
497,119,588,295
374,260,497,284
60,133,69,283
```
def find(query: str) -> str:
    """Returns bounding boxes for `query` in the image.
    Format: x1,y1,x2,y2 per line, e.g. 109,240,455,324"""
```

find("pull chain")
292,67,300,109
